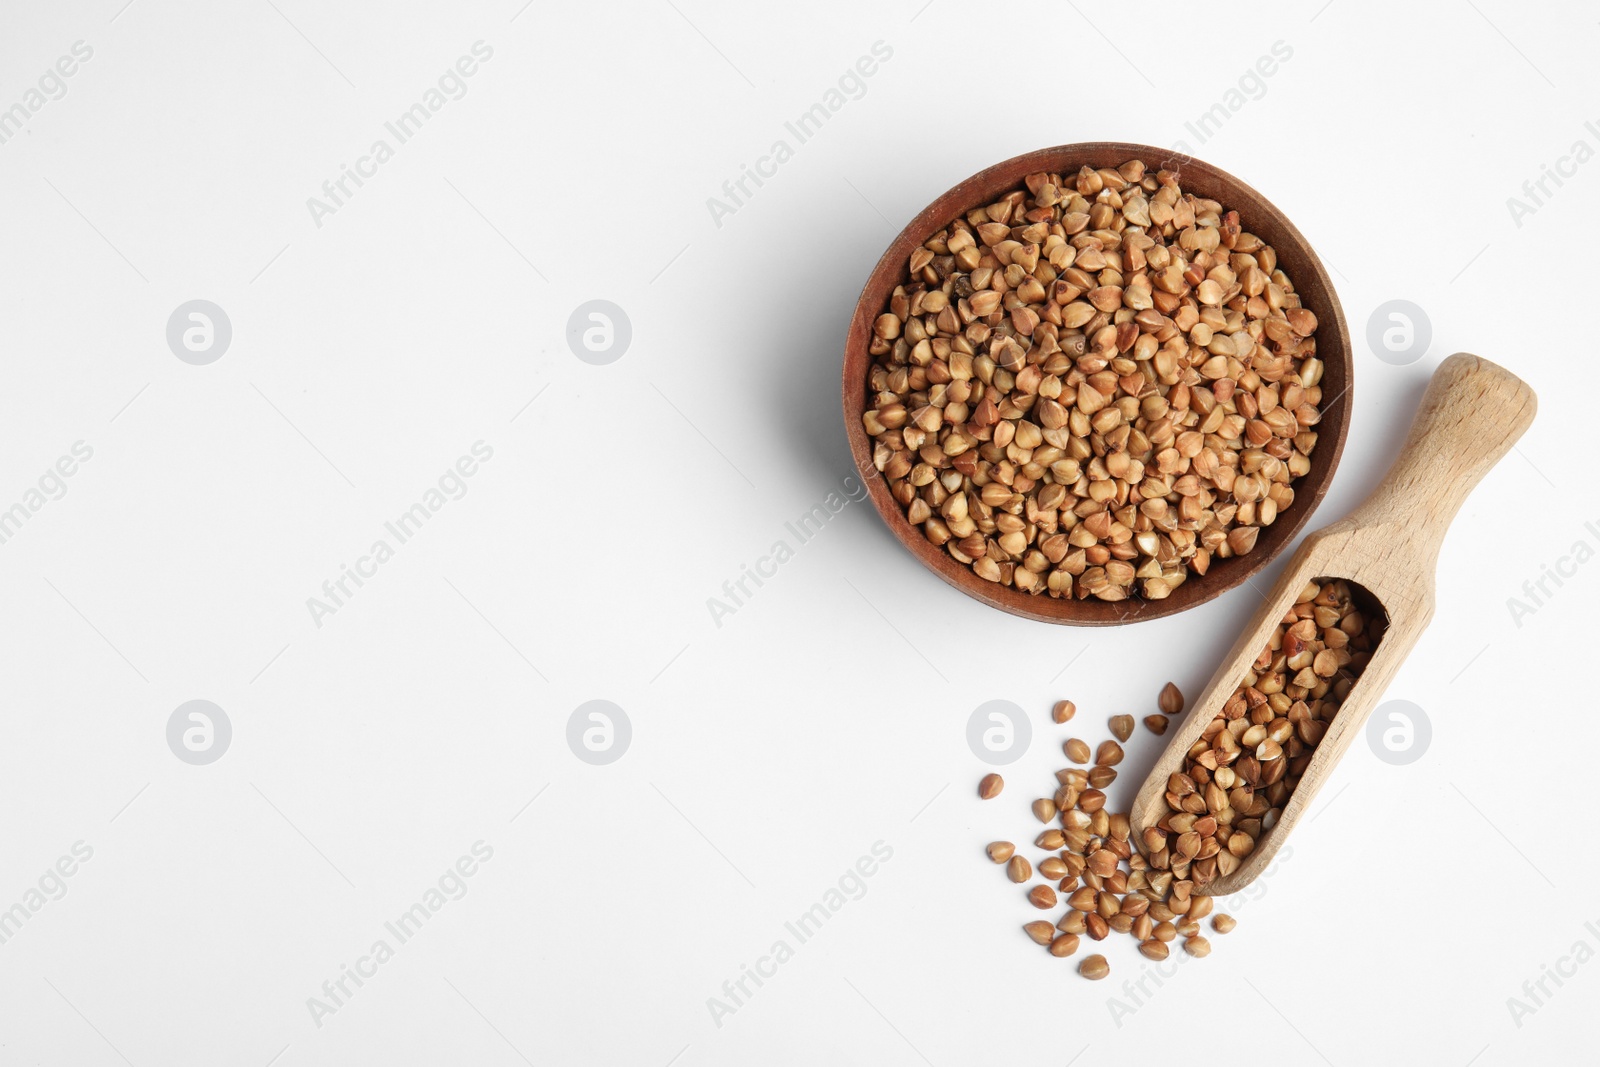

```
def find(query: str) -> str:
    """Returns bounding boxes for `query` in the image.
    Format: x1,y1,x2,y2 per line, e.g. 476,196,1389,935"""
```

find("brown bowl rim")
841,141,1353,625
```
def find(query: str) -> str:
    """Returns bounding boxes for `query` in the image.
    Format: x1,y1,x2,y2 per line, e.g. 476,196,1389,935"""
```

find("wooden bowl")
841,142,1353,625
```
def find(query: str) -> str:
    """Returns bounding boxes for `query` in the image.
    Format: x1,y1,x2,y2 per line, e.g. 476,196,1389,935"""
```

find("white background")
0,1,1592,1064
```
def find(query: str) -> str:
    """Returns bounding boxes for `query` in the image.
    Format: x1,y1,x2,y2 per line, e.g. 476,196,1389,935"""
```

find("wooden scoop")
1128,353,1537,894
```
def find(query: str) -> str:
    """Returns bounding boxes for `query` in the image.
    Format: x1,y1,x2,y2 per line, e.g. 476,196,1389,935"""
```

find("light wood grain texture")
1128,353,1537,893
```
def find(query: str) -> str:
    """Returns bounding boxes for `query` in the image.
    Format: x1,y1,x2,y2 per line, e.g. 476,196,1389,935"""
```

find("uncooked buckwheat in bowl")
842,143,1353,625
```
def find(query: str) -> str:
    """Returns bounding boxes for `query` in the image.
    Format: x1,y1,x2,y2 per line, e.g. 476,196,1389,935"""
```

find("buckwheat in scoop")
981,580,1385,978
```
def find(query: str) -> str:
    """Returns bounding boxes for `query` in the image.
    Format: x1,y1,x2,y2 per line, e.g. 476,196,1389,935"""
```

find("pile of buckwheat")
978,578,1386,979
862,160,1326,602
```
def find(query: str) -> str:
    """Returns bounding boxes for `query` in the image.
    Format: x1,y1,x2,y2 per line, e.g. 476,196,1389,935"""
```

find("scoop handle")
1130,353,1537,896
1341,353,1536,565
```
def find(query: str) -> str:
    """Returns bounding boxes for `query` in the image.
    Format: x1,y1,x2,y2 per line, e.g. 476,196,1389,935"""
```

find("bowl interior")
842,142,1352,625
